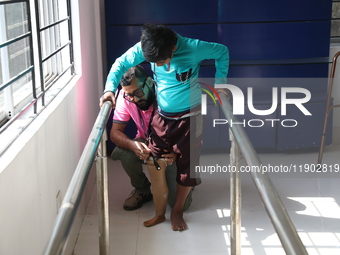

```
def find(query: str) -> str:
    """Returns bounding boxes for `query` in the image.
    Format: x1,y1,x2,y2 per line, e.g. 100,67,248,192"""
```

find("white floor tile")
73,145,340,255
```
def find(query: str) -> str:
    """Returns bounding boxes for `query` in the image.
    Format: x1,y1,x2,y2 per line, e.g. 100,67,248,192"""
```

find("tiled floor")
73,144,340,255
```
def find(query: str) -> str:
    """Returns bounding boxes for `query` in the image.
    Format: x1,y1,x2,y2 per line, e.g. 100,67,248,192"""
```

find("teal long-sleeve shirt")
105,34,229,114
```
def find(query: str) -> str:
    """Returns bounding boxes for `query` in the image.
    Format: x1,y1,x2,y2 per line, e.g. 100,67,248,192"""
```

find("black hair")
141,23,178,63
120,65,148,87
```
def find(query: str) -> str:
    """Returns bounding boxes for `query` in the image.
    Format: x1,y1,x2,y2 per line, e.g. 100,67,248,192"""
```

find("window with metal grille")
332,0,340,41
0,0,74,153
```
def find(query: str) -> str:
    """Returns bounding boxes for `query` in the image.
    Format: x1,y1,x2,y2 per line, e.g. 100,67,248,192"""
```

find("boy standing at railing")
100,24,229,231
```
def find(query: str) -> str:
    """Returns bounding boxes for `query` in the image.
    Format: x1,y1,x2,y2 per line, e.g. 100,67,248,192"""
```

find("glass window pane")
39,0,68,27
60,45,71,70
1,2,28,44
332,2,340,37
12,73,33,106
333,2,340,18
1,0,74,131
43,57,56,83
331,20,340,37
41,24,70,58
0,90,5,114
0,51,3,86
38,0,52,28
58,0,69,20
41,27,59,59
0,89,5,121
8,38,31,78
59,22,70,46
42,44,71,89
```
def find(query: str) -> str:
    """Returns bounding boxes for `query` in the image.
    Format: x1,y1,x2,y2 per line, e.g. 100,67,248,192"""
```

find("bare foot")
143,215,165,227
171,210,188,231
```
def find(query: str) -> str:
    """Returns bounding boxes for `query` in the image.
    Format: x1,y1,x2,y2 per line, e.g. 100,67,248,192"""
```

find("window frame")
0,0,75,155
331,0,340,43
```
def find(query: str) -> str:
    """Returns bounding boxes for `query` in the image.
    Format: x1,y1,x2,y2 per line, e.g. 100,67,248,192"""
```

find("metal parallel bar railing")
96,123,110,255
44,101,112,255
44,93,308,255
219,92,308,255
318,51,340,164
229,130,242,254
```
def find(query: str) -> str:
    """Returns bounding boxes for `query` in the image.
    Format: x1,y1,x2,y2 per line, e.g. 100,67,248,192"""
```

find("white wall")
330,44,340,144
0,0,105,254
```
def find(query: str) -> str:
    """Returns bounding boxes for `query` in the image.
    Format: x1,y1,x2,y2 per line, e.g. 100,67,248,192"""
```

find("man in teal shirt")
100,24,229,231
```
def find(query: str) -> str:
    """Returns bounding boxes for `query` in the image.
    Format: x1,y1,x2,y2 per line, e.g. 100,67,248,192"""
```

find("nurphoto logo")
201,83,312,128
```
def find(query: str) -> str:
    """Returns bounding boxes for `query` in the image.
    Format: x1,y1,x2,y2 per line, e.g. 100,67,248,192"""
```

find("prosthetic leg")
143,157,168,227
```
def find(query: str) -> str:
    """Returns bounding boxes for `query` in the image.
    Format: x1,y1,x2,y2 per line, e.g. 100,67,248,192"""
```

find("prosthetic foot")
144,157,168,227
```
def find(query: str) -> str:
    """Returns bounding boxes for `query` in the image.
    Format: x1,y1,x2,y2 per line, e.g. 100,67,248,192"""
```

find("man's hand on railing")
99,91,116,108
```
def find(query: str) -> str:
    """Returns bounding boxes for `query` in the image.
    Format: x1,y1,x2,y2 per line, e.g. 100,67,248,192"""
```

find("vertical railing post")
318,51,340,164
96,130,110,255
229,129,242,255
219,93,308,255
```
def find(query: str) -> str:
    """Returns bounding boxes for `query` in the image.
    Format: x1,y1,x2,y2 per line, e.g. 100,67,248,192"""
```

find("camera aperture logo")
201,84,312,128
